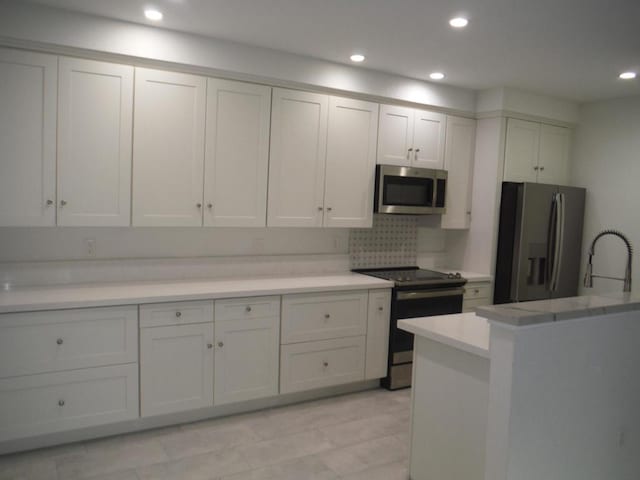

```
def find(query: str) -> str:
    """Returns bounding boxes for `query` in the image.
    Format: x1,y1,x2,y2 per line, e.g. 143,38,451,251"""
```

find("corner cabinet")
441,116,476,229
132,68,207,227
57,58,133,226
0,48,57,226
377,104,446,169
267,89,378,228
503,118,570,185
204,79,271,227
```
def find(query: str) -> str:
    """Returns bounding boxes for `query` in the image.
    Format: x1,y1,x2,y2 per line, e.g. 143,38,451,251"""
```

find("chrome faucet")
583,229,633,292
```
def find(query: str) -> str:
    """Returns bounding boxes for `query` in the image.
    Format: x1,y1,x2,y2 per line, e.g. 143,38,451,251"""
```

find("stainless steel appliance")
374,164,447,215
494,182,586,304
355,267,466,390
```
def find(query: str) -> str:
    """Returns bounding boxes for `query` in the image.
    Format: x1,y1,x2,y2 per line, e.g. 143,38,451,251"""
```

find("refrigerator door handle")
552,193,565,292
546,193,558,290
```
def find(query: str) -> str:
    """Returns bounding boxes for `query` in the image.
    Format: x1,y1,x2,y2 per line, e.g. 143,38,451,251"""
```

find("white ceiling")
28,0,640,102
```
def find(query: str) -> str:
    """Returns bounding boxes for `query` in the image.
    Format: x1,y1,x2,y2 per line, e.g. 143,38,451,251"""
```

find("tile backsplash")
349,215,418,268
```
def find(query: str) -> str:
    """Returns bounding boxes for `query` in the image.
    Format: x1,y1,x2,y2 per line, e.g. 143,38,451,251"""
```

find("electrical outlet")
84,238,96,257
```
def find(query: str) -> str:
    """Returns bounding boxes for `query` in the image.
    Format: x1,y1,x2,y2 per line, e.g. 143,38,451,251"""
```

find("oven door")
375,165,437,214
390,287,464,363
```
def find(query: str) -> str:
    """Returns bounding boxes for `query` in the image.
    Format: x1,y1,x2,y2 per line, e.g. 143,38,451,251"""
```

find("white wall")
571,95,640,295
477,87,579,124
0,0,475,113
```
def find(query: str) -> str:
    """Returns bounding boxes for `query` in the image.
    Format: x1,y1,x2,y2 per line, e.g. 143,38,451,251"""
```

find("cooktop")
354,267,466,288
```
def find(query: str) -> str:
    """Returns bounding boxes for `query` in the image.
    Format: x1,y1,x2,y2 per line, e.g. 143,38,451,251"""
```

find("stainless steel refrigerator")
494,182,586,304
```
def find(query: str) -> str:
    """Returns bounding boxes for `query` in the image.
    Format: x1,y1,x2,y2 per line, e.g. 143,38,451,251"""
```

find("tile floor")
0,388,411,480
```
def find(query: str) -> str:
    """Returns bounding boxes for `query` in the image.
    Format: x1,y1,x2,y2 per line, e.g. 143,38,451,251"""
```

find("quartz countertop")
476,292,640,327
0,273,393,314
398,312,490,359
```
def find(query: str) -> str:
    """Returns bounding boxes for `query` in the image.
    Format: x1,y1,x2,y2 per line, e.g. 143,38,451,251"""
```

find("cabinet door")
132,68,206,226
441,116,476,229
204,79,271,227
537,124,570,185
140,323,214,417
214,316,280,405
412,110,446,169
57,58,133,226
503,118,540,183
323,97,378,228
377,104,414,166
365,289,391,380
0,48,56,226
267,88,328,227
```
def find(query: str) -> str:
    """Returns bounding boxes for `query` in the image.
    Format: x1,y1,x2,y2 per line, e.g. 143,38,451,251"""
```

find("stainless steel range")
355,267,467,390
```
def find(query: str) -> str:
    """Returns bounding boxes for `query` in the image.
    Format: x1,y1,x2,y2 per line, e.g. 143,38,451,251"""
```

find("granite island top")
398,312,490,359
0,273,393,314
476,292,640,327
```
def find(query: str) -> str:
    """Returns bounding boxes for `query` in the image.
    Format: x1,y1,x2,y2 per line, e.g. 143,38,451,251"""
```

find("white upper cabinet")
268,88,328,227
504,118,570,185
132,68,206,226
204,79,271,227
377,105,414,166
323,97,378,228
537,124,570,185
441,116,476,229
0,48,57,226
412,109,446,169
57,58,133,226
377,104,446,169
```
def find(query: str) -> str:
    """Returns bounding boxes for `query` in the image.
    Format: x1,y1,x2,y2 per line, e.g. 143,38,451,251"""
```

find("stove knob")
455,272,462,279
447,273,455,279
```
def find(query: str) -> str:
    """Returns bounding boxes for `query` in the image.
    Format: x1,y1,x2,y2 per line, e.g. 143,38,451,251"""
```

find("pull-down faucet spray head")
583,229,633,293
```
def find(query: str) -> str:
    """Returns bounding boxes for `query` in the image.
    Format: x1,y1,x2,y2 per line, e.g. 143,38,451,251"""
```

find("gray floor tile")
319,412,409,447
219,454,338,480
136,448,250,480
159,423,261,460
339,460,409,480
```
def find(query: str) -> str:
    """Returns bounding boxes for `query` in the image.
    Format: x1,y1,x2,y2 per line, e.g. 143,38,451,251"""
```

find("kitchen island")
401,293,640,480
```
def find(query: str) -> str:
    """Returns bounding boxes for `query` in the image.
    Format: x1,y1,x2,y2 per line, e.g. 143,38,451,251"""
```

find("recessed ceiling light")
619,71,637,80
449,17,469,28
144,9,163,21
350,54,366,63
429,72,445,80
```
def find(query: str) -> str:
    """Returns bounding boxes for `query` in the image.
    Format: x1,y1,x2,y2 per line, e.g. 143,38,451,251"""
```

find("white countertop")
476,292,640,327
433,268,492,283
398,312,490,359
0,273,393,314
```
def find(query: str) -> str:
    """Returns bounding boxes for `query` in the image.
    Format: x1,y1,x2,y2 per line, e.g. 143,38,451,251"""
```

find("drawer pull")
56,338,64,345
218,341,224,348
175,311,182,318
324,314,330,319
323,361,329,367
245,306,252,313
474,289,480,294
58,400,65,407
378,306,384,311
207,343,213,349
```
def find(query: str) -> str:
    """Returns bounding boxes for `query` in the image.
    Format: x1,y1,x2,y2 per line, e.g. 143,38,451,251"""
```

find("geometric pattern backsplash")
349,214,418,268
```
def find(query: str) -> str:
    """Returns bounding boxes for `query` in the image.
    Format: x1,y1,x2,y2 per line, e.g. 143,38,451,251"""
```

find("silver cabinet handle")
318,206,324,211
323,361,329,367
245,306,252,313
207,343,213,349
46,199,54,206
378,306,384,311
324,313,330,319
533,166,539,171
326,207,332,212
207,203,213,209
218,341,224,348
407,147,413,160
58,400,65,407
175,311,182,318
539,166,545,171
415,148,420,152
56,338,64,345
474,289,480,294
60,200,67,206
196,203,202,208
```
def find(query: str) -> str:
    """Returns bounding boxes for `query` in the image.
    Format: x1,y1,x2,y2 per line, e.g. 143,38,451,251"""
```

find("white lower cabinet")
0,364,138,441
365,290,391,380
214,297,280,405
140,323,214,417
280,336,366,394
463,281,492,312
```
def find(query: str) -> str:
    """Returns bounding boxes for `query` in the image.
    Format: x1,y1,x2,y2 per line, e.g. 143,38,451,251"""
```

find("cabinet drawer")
281,291,368,344
140,300,213,328
0,306,138,378
215,296,280,322
0,364,139,441
463,297,492,313
464,283,491,300
280,336,365,394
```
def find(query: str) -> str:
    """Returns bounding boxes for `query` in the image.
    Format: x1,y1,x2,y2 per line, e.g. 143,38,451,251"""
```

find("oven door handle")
396,288,465,301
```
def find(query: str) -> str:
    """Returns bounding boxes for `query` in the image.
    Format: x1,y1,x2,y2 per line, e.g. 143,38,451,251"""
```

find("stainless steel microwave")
374,164,447,215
